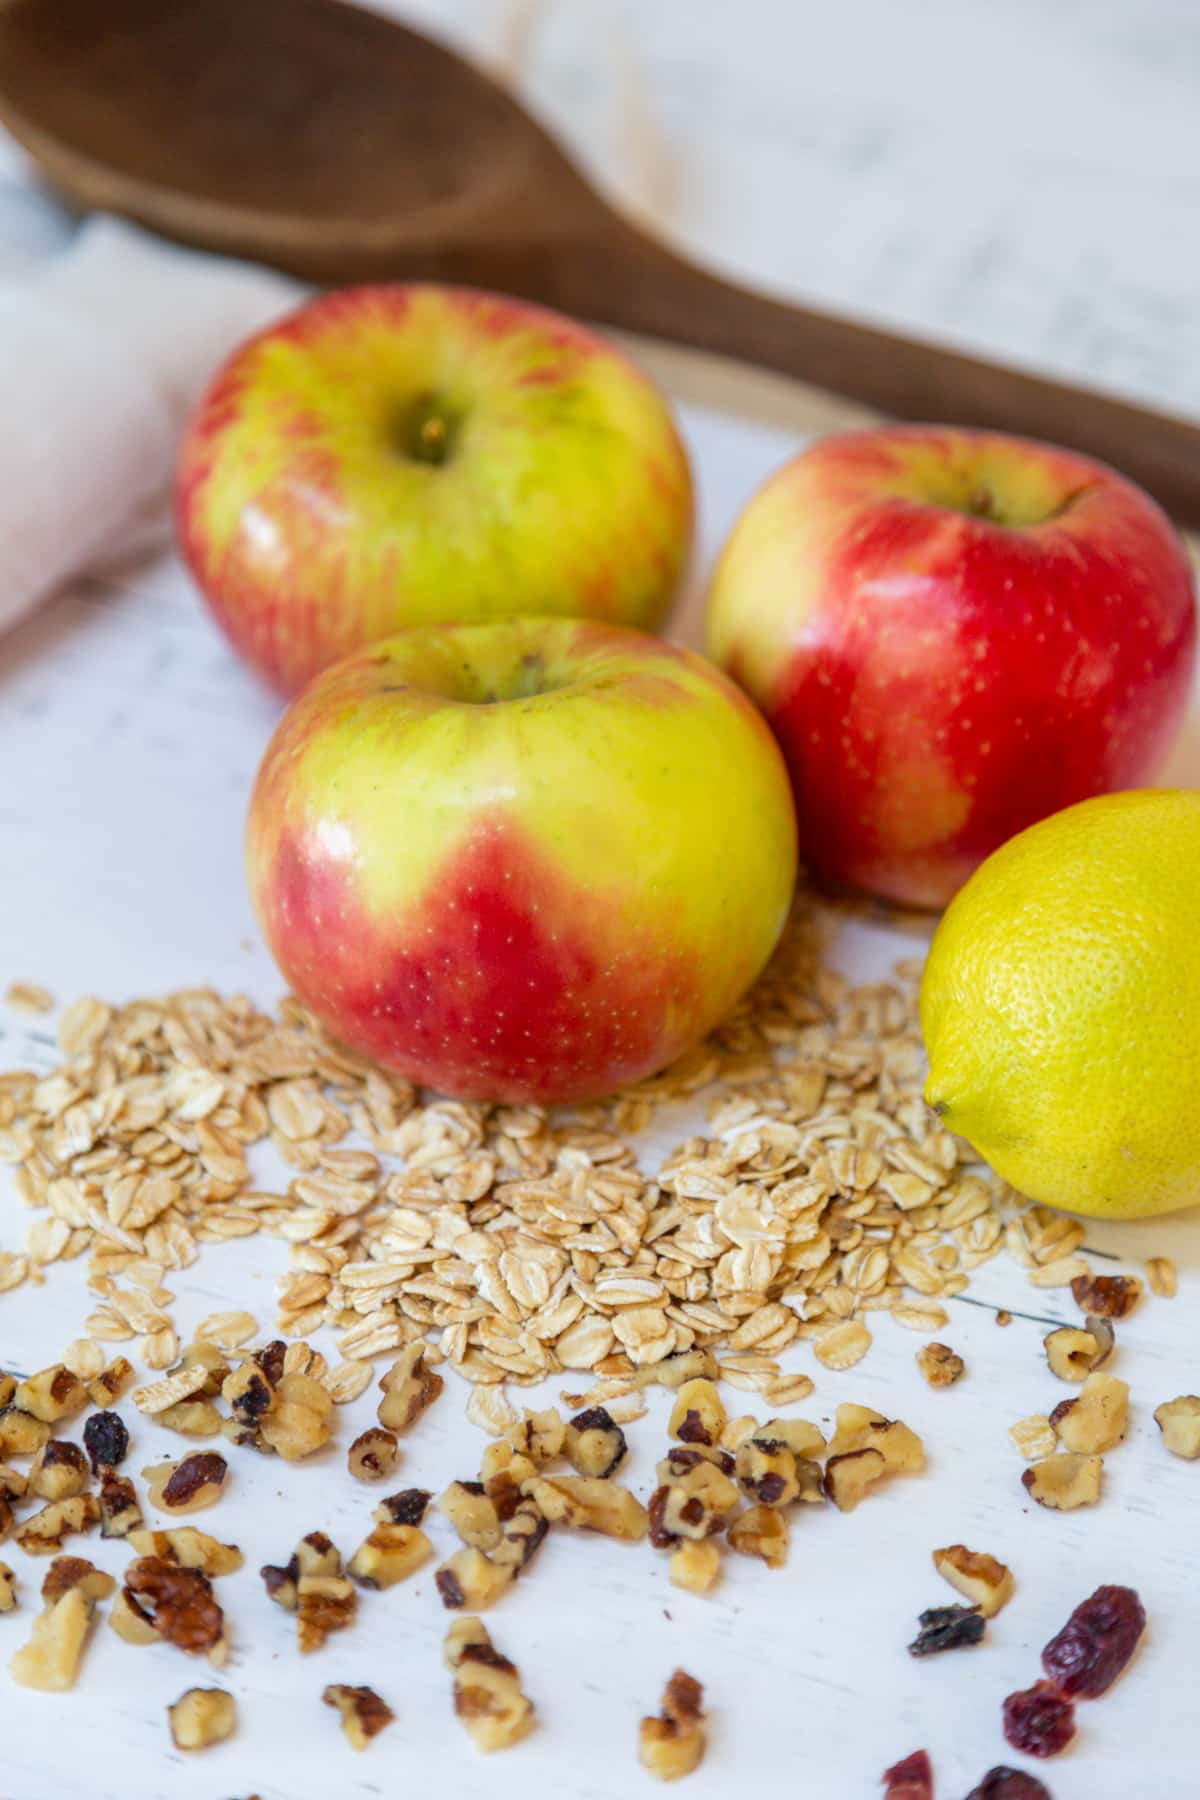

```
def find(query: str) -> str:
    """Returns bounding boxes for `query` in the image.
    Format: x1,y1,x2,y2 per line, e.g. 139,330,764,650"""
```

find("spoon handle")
545,220,1200,526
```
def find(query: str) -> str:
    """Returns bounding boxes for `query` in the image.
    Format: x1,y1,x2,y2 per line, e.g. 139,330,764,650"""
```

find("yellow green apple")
246,617,797,1103
177,283,694,693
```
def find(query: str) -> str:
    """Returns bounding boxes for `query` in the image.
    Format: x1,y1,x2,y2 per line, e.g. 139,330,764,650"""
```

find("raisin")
1002,1680,1075,1758
908,1602,986,1656
1040,1583,1146,1699
882,1747,933,1797
965,1770,1052,1800
83,1410,129,1473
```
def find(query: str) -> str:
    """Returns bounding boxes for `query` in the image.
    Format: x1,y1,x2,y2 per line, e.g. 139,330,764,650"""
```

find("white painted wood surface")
0,375,1198,1800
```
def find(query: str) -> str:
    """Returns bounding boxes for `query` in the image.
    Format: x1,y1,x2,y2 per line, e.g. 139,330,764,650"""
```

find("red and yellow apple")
246,617,797,1103
707,425,1196,908
177,283,694,694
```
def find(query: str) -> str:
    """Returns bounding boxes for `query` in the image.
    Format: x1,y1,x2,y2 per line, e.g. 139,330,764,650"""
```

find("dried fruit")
1049,1373,1129,1454
563,1406,628,1478
1154,1394,1200,1458
965,1771,1051,1799
1070,1272,1141,1318
167,1687,237,1750
1021,1453,1102,1510
931,1545,1014,1618
82,1411,130,1473
348,1522,432,1589
324,1683,394,1750
124,1556,225,1657
883,1749,933,1798
447,1618,535,1753
1002,1679,1075,1757
144,1453,228,1514
916,1342,965,1388
639,1669,707,1782
908,1603,985,1656
374,1487,432,1527
347,1428,400,1484
1040,1583,1146,1699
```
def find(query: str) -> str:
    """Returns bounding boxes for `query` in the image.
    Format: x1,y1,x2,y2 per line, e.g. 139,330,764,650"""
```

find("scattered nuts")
167,1687,237,1751
728,1505,789,1568
347,1428,400,1484
1070,1273,1142,1319
1049,1373,1129,1454
324,1683,394,1751
669,1540,721,1594
825,1404,925,1473
523,1474,648,1541
1154,1394,1200,1458
668,1380,726,1448
15,1494,100,1555
639,1669,707,1782
348,1522,433,1590
124,1556,226,1658
1044,1325,1110,1384
377,1345,444,1435
127,1528,243,1577
14,1365,86,1425
448,1618,534,1753
1021,1453,1103,1511
563,1406,627,1478
28,1441,90,1502
916,1343,965,1388
97,1468,143,1539
908,1602,985,1656
82,1410,130,1472
143,1453,228,1514
109,1588,161,1647
932,1545,1014,1618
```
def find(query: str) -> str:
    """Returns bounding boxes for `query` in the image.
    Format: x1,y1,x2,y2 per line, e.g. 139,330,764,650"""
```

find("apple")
177,283,694,694
707,425,1196,908
246,616,797,1103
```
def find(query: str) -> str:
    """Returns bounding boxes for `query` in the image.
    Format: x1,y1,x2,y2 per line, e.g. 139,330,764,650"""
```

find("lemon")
921,788,1200,1219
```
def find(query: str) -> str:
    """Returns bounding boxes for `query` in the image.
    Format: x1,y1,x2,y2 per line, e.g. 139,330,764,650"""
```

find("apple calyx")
399,393,460,466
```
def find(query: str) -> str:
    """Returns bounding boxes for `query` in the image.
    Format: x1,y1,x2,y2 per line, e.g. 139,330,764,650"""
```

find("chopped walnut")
0,1407,52,1457
648,1451,740,1548
348,1521,432,1589
933,1545,1014,1618
1009,1415,1058,1462
669,1540,721,1594
259,1371,333,1461
563,1407,627,1478
98,1468,143,1539
435,1547,514,1612
177,1342,231,1396
639,1669,707,1782
490,1499,549,1577
1021,1453,1103,1510
668,1379,726,1448
448,1619,535,1752
143,1453,228,1514
826,1404,925,1473
718,1415,760,1453
29,1441,90,1502
373,1487,432,1527
377,1345,444,1435
1044,1325,1111,1384
0,1463,27,1542
0,1374,13,1409
221,1357,276,1446
323,1683,394,1751
1155,1395,1200,1459
735,1437,800,1507
445,1615,491,1669
168,1687,237,1751
298,1575,357,1653
439,1481,503,1551
524,1474,648,1541
754,1417,826,1460
10,1584,96,1691
124,1556,226,1658
128,1528,243,1577
917,1343,965,1388
823,1448,887,1513
1049,1373,1129,1454
14,1365,87,1424
40,1557,114,1605
502,1409,565,1465
159,1400,224,1438
1070,1273,1142,1319
638,1350,720,1390
348,1428,400,1484
15,1494,100,1555
86,1358,134,1408
728,1505,789,1568
109,1587,161,1646
0,1561,15,1612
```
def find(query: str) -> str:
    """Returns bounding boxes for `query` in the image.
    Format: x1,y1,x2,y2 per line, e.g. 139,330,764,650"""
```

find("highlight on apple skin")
246,616,798,1104
177,283,695,695
706,424,1197,909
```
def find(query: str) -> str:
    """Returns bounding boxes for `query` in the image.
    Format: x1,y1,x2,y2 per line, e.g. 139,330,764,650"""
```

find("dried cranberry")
965,1769,1052,1799
1002,1680,1075,1758
1040,1583,1145,1699
882,1747,932,1797
82,1409,129,1472
908,1603,986,1656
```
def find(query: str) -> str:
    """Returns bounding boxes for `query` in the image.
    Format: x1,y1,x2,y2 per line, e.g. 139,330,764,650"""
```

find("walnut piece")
638,1349,720,1390
143,1453,228,1515
448,1618,535,1753
348,1427,400,1484
124,1556,226,1658
490,1499,549,1577
564,1406,627,1478
28,1441,90,1502
917,1343,965,1388
127,1528,243,1577
823,1448,887,1513
669,1540,721,1594
109,1587,161,1646
735,1437,800,1507
377,1345,444,1435
1155,1395,1200,1459
1008,1415,1058,1462
0,1408,52,1458
1021,1453,1103,1510
298,1575,357,1654
1070,1273,1142,1318
348,1522,432,1589
825,1404,925,1473
0,1463,27,1543
932,1545,1014,1618
1044,1325,1110,1384
259,1371,333,1461
159,1400,224,1438
324,1683,395,1751
668,1379,726,1448
40,1557,114,1605
639,1669,707,1782
523,1474,647,1541
1050,1373,1129,1454
373,1487,432,1527
502,1409,565,1465
10,1584,95,1691
0,1561,16,1612
648,1455,739,1547
439,1481,503,1551
15,1494,100,1555
435,1547,513,1612
98,1468,143,1539
86,1358,134,1408
14,1365,87,1424
168,1687,237,1751
728,1505,789,1568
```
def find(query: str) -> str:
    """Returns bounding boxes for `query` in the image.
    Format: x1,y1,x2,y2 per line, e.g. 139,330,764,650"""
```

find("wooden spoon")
2,0,1199,522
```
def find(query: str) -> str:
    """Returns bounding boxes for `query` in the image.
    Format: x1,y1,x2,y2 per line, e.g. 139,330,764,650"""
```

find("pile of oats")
0,904,1048,1394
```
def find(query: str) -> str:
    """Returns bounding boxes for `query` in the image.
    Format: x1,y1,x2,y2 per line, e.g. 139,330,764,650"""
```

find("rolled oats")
1146,1256,1177,1299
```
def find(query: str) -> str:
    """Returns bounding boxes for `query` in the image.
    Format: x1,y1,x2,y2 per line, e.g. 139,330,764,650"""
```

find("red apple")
707,425,1196,907
177,283,694,694
246,616,797,1104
